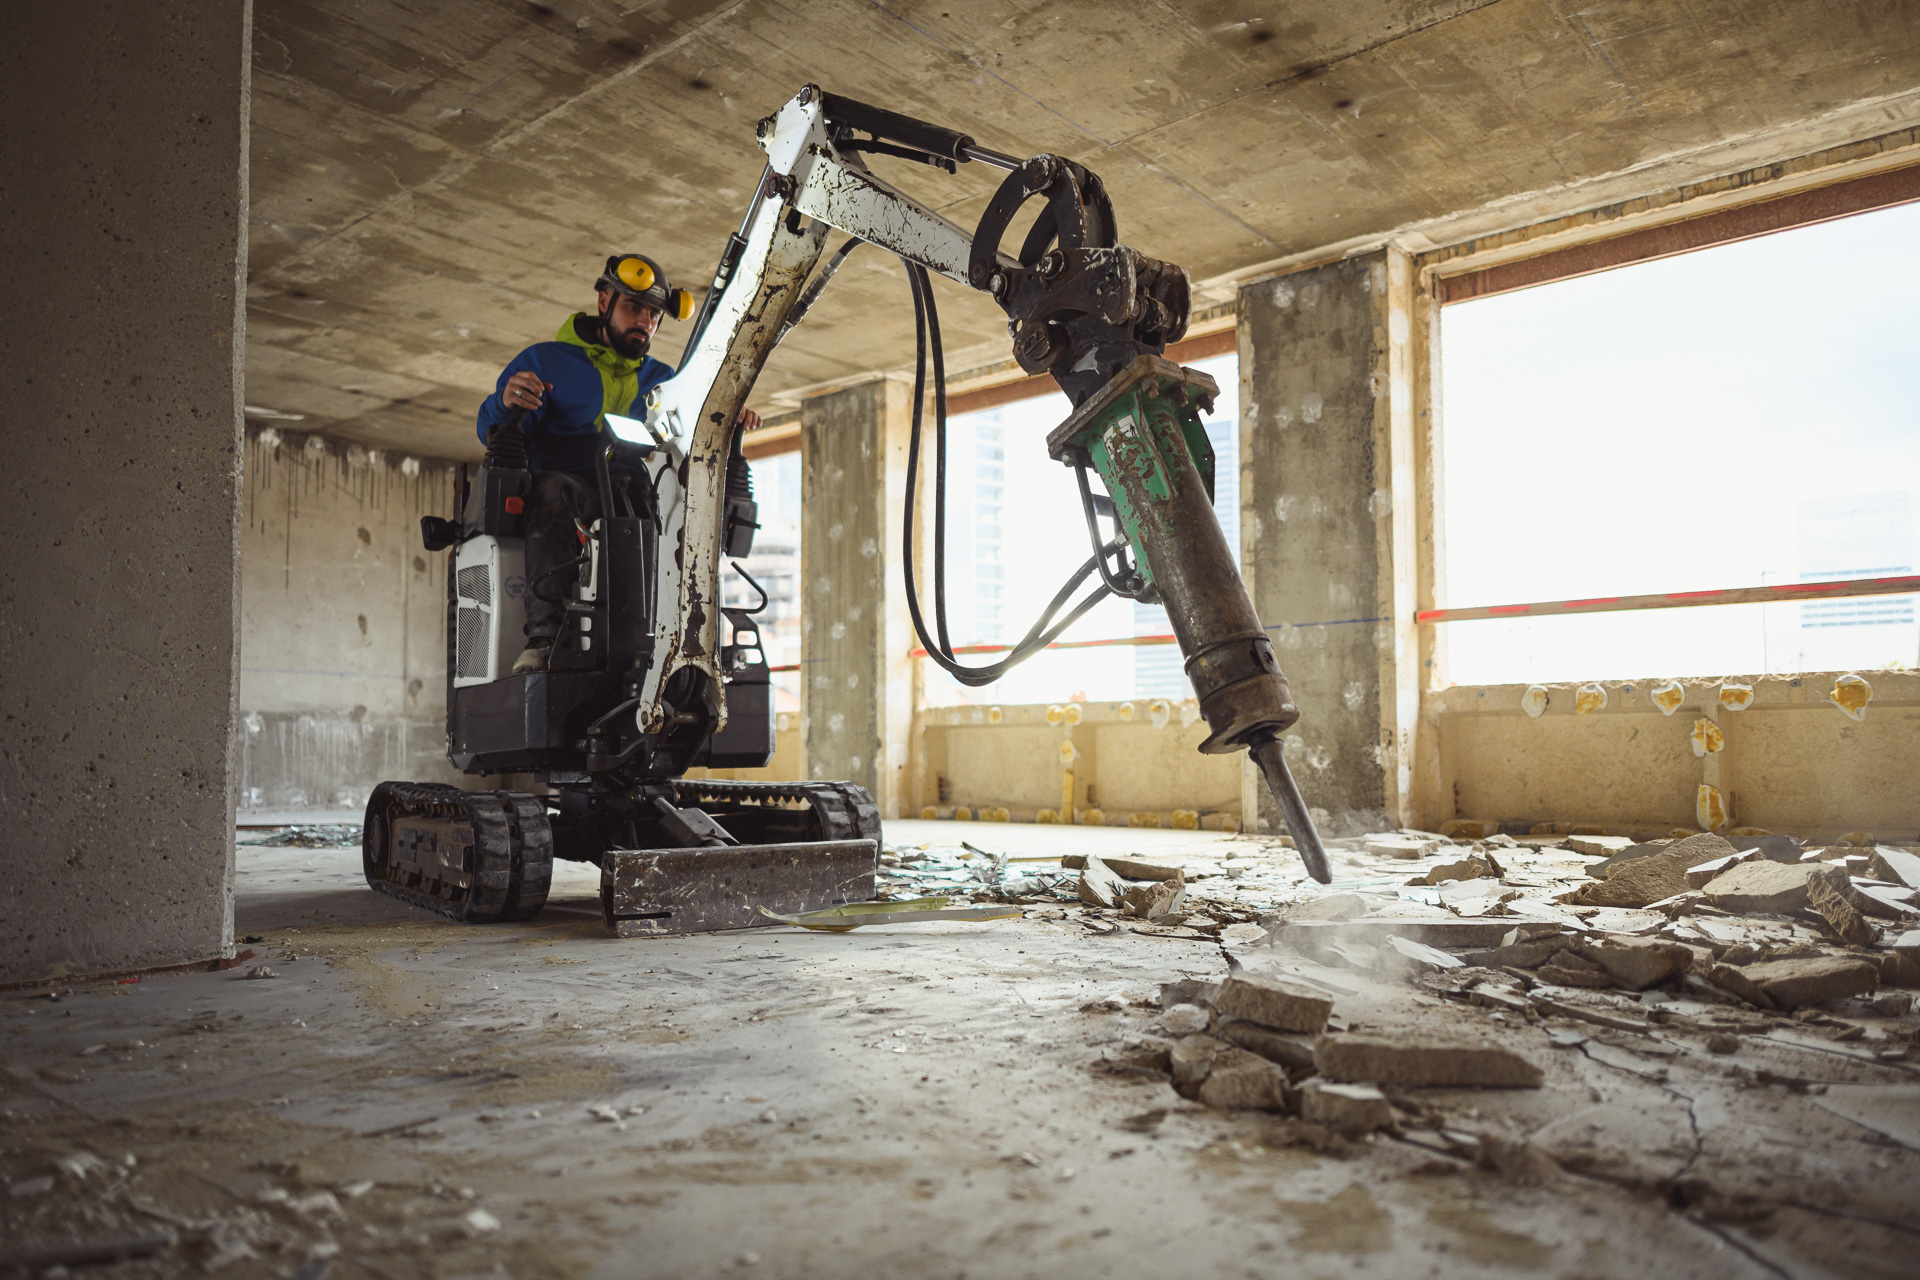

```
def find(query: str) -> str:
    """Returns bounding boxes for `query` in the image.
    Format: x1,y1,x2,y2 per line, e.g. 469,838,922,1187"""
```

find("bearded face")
597,289,663,359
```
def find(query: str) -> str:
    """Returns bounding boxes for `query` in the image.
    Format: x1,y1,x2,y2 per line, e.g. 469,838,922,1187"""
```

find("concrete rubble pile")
1060,821,1920,1183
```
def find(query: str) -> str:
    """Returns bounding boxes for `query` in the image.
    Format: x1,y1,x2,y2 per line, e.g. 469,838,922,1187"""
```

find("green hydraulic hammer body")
1046,354,1298,754
1047,355,1332,881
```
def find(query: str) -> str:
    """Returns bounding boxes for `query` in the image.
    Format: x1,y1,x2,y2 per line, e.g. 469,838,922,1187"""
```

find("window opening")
1438,198,1920,685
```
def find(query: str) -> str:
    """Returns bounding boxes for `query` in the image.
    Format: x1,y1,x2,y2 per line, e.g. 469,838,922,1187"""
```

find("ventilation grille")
456,565,491,607
456,606,490,679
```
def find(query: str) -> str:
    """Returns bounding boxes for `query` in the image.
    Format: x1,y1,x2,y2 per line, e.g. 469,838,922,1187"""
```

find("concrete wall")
237,428,463,819
1432,672,1920,841
1238,250,1419,837
0,4,251,982
916,700,1242,825
800,380,916,816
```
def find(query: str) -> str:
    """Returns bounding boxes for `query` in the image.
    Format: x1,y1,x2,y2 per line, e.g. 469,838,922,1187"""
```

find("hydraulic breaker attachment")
1048,355,1332,883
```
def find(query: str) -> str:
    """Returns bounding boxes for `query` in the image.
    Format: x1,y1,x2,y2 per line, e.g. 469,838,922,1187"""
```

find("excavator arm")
627,85,1332,881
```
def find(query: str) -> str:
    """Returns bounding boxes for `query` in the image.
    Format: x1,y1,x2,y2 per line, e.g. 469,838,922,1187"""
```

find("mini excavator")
364,85,1332,938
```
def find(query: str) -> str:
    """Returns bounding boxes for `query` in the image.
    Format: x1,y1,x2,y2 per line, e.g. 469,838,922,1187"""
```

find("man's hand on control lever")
737,408,761,432
503,371,549,413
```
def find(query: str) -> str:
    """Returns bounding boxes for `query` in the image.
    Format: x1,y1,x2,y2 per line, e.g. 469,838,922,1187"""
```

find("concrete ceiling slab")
246,0,1920,459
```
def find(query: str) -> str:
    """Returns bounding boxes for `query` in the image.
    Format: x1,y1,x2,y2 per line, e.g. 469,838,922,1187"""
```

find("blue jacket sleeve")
475,346,549,447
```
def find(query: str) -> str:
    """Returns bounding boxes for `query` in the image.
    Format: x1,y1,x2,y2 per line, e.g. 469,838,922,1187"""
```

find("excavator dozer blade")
600,839,878,937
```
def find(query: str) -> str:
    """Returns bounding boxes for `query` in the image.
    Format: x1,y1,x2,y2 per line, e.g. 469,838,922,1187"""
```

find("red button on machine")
504,496,525,514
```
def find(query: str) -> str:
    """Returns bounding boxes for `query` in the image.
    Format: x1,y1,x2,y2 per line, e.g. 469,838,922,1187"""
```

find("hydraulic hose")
898,259,1115,686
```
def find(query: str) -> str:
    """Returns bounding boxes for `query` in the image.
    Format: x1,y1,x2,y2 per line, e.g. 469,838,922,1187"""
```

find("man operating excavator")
475,252,760,676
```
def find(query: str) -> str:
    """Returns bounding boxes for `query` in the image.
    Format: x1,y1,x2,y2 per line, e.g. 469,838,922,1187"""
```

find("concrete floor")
3,823,1916,1279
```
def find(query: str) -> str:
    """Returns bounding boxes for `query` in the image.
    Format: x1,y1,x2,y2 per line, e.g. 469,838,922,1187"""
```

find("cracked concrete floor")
3,823,1916,1279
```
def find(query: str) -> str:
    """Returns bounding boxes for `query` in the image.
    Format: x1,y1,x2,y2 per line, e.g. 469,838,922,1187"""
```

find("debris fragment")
1167,1035,1226,1098
1120,877,1188,921
1700,861,1815,914
1739,955,1878,1009
1705,963,1776,1010
1210,973,1332,1033
1868,847,1920,891
1215,1020,1316,1070
462,1207,501,1235
1194,1048,1291,1112
1159,979,1221,1008
1704,1033,1741,1054
1285,893,1368,921
1314,1034,1543,1087
1078,857,1129,908
1574,938,1693,991
1410,854,1501,886
1159,1003,1210,1036
1363,834,1443,859
1564,834,1735,907
1805,866,1877,946
1383,936,1464,973
1298,1080,1393,1133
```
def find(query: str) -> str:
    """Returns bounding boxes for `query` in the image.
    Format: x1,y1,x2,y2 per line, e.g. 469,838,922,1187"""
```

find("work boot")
511,639,552,675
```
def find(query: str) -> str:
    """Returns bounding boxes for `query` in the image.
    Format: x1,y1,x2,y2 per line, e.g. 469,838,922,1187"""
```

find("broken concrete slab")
1077,856,1128,908
1805,866,1876,946
1685,849,1759,889
1210,972,1333,1033
1868,846,1920,891
1120,878,1188,921
1566,855,1691,908
1278,918,1547,949
1567,834,1636,857
1574,938,1694,991
1529,994,1656,1033
1459,938,1572,970
1159,978,1221,1009
1215,1020,1317,1071
1850,882,1919,920
1410,854,1501,886
1195,1048,1292,1112
1169,1034,1227,1095
1706,963,1777,1009
1738,955,1879,1009
1701,860,1816,914
1298,1080,1393,1133
1383,935,1464,973
1314,1034,1544,1088
1738,833,1807,863
1062,854,1185,882
1875,951,1920,989
1363,833,1445,859
1160,1003,1210,1036
1285,893,1369,921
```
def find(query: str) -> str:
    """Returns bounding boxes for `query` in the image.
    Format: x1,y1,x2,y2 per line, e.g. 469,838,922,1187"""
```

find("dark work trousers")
522,469,649,642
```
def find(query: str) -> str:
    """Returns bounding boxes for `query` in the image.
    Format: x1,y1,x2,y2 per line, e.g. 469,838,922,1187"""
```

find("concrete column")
0,4,252,983
1238,249,1421,836
800,379,916,817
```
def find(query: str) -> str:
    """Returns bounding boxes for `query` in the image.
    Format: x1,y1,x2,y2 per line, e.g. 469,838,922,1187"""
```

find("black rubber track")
362,782,552,923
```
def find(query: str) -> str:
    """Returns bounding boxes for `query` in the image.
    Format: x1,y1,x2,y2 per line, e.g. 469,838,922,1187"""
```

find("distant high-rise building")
1763,490,1917,672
